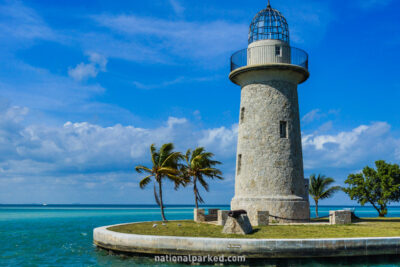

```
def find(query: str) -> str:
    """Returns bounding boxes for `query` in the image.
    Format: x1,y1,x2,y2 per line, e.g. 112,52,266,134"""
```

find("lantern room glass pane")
249,6,290,44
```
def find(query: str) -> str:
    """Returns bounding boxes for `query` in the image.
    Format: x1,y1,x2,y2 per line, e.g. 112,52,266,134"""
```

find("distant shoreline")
1,204,400,207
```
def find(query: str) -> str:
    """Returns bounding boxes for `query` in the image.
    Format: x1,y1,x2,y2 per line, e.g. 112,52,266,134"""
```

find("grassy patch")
108,218,400,239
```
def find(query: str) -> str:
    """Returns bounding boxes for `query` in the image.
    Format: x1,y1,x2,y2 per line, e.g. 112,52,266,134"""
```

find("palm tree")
309,174,341,218
181,147,223,209
135,143,184,222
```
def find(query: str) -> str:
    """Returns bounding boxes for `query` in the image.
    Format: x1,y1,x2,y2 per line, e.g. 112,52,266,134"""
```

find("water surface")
1,205,400,266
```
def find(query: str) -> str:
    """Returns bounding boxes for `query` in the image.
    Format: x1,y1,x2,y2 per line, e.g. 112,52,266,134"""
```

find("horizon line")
1,204,400,207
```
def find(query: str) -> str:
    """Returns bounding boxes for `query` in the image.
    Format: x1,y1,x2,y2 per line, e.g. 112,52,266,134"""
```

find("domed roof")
248,1,290,44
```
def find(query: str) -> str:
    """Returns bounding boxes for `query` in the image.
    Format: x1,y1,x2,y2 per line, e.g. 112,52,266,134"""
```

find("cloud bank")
1,102,399,182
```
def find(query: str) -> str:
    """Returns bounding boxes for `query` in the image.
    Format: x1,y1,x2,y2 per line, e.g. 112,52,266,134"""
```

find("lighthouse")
230,1,310,224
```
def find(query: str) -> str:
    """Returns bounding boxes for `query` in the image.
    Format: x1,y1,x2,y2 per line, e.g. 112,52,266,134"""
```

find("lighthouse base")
231,197,310,225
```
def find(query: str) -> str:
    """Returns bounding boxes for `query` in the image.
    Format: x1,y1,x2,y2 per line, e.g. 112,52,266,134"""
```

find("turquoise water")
1,205,400,266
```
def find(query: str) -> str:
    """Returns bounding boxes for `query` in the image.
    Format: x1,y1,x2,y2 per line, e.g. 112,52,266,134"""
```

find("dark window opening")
237,154,242,174
275,45,281,56
280,121,288,138
240,107,245,123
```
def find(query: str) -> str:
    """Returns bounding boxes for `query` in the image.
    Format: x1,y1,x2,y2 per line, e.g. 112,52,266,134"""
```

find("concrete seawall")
93,223,400,258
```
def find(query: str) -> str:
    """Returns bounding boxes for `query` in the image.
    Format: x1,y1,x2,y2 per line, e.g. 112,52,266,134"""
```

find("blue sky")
0,0,399,205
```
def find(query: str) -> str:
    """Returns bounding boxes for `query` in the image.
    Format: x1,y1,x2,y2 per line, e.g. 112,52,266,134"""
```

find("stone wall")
217,210,229,226
194,209,219,223
194,208,205,222
231,79,309,224
95,223,400,258
330,210,351,225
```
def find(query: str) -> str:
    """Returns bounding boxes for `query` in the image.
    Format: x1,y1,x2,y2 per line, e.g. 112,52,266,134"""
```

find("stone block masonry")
194,209,219,223
217,210,229,226
229,0,310,225
194,209,205,222
257,211,269,226
222,214,253,235
330,210,351,225
231,78,310,224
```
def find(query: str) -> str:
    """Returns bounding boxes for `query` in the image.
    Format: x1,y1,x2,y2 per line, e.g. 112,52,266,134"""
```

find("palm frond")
192,147,205,159
199,167,222,174
196,190,205,204
166,174,185,182
198,176,210,192
321,177,335,188
309,174,339,201
185,149,191,161
135,165,153,174
159,143,175,165
139,175,152,189
159,167,180,175
320,186,342,199
161,151,183,168
150,144,157,166
209,160,221,165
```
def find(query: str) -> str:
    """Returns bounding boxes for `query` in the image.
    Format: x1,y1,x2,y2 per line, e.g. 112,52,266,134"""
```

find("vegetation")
135,143,185,222
344,160,400,217
109,218,400,239
180,147,223,209
308,174,341,217
135,144,224,221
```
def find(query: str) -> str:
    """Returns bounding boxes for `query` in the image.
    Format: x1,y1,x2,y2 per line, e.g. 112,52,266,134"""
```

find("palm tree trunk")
315,199,319,218
158,178,167,222
194,177,198,210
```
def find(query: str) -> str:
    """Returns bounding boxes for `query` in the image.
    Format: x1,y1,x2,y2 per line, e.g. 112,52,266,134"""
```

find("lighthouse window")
240,107,245,123
275,45,282,56
237,154,242,174
280,121,288,138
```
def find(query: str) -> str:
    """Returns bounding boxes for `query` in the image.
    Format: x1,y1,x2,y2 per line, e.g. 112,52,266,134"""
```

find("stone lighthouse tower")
230,1,310,224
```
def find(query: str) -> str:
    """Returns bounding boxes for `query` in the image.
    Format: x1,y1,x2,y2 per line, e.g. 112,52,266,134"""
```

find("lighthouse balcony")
230,44,308,72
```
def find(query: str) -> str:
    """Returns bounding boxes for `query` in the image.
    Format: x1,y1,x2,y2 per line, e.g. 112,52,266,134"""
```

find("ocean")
1,205,400,266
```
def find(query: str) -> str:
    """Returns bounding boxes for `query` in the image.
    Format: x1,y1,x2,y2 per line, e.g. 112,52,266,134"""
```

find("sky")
0,0,399,205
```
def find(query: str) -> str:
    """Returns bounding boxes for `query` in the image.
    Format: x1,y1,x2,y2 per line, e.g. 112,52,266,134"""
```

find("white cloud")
68,63,98,81
90,14,247,65
132,75,221,90
0,61,107,119
198,124,238,158
0,105,235,179
0,1,56,41
133,77,185,90
317,121,333,132
169,0,185,16
3,112,390,177
302,122,400,169
1,103,399,204
68,53,108,81
167,117,187,128
88,52,108,71
302,109,323,123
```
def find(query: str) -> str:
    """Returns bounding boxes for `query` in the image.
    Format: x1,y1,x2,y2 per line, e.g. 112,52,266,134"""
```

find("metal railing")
230,45,309,72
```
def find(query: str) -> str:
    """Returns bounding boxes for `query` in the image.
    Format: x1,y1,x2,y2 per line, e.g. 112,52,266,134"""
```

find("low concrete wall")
93,222,400,258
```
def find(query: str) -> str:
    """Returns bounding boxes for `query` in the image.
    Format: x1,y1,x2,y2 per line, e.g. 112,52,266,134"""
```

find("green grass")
108,218,400,239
